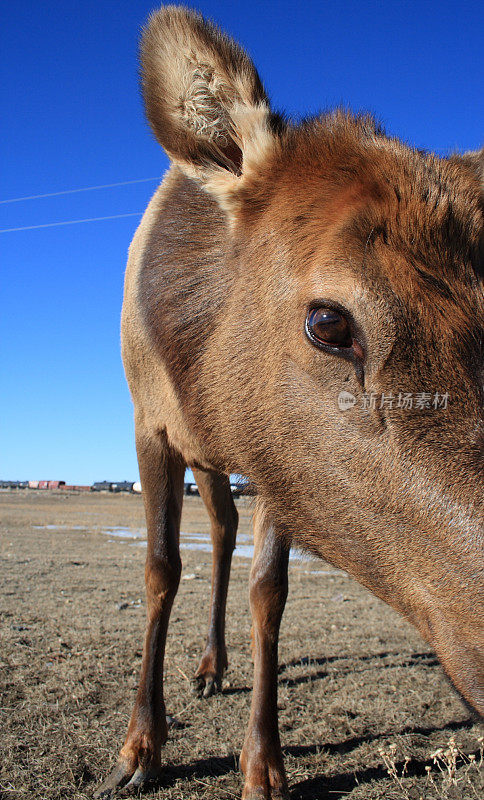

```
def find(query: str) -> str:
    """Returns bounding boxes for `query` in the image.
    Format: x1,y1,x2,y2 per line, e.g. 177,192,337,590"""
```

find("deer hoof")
243,789,290,800
191,673,223,697
240,752,290,800
94,763,161,798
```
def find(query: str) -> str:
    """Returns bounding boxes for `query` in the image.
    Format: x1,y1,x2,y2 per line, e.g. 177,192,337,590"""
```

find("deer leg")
95,426,184,798
191,468,238,697
240,501,290,800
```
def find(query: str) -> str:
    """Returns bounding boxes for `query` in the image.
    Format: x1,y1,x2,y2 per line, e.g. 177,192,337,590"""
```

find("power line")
0,177,160,205
0,211,143,233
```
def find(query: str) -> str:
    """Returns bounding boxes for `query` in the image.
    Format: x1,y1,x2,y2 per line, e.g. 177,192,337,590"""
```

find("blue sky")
1,0,483,484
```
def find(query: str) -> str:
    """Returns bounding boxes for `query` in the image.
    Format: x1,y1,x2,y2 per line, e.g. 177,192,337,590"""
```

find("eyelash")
304,303,366,382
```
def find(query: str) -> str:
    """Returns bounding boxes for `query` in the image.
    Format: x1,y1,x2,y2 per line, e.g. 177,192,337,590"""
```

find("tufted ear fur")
140,6,279,214
460,147,484,276
460,147,484,190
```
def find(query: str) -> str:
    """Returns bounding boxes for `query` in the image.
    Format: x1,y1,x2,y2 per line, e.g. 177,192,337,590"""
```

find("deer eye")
305,307,353,349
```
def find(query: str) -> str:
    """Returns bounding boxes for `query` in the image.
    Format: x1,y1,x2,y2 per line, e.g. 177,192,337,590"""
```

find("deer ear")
140,6,278,213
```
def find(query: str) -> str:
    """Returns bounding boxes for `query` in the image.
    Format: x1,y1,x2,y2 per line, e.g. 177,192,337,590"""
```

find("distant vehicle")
91,481,135,493
132,481,142,493
111,481,134,493
230,480,249,498
0,480,28,489
91,481,113,492
34,480,66,490
183,478,249,498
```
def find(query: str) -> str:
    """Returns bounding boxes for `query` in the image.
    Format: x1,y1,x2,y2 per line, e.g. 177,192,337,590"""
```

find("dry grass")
376,735,483,799
0,491,482,799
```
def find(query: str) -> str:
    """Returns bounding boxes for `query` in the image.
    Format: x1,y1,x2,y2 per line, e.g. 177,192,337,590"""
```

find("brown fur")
95,6,484,799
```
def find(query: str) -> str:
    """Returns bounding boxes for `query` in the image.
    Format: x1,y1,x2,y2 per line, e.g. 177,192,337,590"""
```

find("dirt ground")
0,491,482,800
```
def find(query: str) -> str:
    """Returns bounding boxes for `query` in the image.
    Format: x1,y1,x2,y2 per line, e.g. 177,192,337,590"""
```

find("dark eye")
305,307,353,349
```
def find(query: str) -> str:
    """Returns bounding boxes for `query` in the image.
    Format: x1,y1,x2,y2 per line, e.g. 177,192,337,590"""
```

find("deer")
95,6,484,798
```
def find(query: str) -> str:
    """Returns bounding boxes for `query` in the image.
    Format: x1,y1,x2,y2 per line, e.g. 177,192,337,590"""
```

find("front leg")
95,426,184,797
240,501,290,800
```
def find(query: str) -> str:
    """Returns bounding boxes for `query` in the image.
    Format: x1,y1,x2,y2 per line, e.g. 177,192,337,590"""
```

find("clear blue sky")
1,0,483,485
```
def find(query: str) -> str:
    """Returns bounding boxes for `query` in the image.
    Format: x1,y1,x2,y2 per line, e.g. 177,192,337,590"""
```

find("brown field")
0,490,482,799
